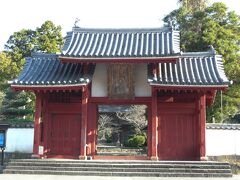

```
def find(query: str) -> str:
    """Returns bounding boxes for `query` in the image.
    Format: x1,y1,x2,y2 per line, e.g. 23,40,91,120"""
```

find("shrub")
105,131,112,143
127,135,146,147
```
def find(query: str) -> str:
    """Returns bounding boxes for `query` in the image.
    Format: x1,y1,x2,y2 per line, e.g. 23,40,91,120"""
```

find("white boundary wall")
5,128,34,153
4,126,240,156
206,129,240,156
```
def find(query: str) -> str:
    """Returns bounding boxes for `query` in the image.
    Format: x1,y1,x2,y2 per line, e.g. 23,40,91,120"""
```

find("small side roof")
148,49,229,90
10,53,95,91
60,27,180,61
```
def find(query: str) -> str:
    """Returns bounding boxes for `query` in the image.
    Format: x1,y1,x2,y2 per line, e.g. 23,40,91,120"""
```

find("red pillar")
32,93,42,158
43,94,49,157
199,94,207,161
87,103,97,157
92,104,98,156
150,87,158,160
79,85,89,160
147,105,152,157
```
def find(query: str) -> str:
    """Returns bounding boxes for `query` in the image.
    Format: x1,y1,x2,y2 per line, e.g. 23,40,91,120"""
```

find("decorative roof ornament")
74,18,80,28
209,45,216,55
169,20,174,29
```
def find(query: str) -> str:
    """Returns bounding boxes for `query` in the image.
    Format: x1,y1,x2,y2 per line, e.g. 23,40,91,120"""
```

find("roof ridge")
30,52,59,58
206,123,240,130
207,123,240,126
181,46,218,57
71,26,175,33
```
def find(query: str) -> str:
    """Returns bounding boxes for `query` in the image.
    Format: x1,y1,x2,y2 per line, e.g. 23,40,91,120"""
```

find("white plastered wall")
206,129,240,156
5,128,34,153
134,64,151,97
91,64,108,97
91,63,151,97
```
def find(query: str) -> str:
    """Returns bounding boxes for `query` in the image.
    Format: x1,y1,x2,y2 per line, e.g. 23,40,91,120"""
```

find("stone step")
4,165,232,173
6,162,231,169
97,152,140,155
3,169,233,177
7,159,231,166
3,159,232,177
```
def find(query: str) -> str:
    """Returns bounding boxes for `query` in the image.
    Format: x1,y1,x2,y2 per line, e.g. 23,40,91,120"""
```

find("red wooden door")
50,113,81,156
158,103,198,160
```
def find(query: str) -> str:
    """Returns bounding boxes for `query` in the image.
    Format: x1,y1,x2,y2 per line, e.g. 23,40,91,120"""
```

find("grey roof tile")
11,53,95,87
148,51,229,87
61,27,180,58
207,123,240,130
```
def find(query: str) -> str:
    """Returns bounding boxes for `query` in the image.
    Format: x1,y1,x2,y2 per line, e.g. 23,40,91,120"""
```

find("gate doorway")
49,113,81,158
96,105,148,159
157,103,199,160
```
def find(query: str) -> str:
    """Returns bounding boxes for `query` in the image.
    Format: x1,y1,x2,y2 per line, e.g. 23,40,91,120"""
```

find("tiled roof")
148,50,229,87
10,53,95,87
10,123,34,128
61,27,180,58
206,123,240,130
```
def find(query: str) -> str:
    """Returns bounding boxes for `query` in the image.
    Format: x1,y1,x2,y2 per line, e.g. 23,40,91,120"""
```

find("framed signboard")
108,64,134,99
0,131,4,148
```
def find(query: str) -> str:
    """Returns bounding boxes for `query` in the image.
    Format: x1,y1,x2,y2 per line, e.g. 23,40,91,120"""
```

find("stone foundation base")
150,156,158,161
79,155,87,160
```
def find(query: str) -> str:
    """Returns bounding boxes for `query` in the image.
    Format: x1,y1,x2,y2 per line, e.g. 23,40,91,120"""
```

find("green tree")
35,20,63,53
178,0,207,13
0,88,33,123
0,20,64,123
4,20,63,68
4,29,36,67
164,2,240,123
116,105,147,134
0,52,19,90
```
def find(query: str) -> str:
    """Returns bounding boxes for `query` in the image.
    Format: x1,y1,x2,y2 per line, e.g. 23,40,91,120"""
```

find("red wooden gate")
158,103,198,160
49,113,81,157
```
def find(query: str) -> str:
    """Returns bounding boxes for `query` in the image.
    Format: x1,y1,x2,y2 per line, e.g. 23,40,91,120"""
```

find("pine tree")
0,88,33,123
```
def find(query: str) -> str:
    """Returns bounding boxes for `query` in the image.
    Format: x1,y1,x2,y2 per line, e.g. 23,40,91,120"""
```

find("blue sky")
0,0,239,51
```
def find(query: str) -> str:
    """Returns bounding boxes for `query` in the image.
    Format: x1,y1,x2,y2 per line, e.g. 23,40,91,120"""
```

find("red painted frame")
11,85,83,92
59,56,178,64
32,86,208,161
32,93,42,158
38,93,83,159
87,96,152,160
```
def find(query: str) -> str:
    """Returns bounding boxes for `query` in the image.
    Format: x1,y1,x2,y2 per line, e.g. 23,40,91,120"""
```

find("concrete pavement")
0,174,240,180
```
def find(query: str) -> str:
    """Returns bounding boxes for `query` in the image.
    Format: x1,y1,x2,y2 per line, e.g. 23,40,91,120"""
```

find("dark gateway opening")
97,105,148,157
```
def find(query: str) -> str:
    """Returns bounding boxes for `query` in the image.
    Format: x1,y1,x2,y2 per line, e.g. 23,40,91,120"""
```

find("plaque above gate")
108,64,134,99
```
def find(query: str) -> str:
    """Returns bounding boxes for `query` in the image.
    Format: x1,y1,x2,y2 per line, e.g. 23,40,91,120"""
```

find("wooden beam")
11,85,83,92
79,85,89,160
89,97,151,104
92,104,98,156
147,105,152,157
153,85,228,91
87,103,97,157
42,94,49,157
199,94,207,161
32,93,42,158
150,87,158,160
